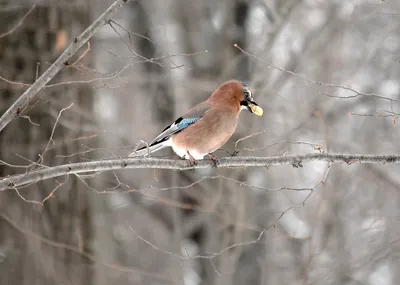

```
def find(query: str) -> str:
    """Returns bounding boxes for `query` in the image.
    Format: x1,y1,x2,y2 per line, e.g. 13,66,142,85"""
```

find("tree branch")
0,4,37,39
0,0,130,133
1,153,400,191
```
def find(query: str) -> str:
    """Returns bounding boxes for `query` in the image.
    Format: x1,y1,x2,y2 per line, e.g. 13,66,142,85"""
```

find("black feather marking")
175,117,183,124
161,117,183,133
151,116,201,146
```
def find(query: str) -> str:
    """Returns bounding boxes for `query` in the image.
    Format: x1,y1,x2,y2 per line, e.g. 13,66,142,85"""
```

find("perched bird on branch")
128,80,263,165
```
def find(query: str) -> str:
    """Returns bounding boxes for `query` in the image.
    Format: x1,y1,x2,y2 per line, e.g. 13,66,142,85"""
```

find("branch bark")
0,0,130,133
1,153,400,191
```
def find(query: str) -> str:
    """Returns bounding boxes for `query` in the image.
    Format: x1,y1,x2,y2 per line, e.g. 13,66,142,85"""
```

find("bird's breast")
171,109,238,156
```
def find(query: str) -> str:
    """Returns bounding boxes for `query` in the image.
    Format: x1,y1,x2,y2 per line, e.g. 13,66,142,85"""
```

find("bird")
128,80,263,165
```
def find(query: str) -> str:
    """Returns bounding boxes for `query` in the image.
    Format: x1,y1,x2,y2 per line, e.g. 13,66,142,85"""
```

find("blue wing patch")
176,117,201,131
153,116,202,145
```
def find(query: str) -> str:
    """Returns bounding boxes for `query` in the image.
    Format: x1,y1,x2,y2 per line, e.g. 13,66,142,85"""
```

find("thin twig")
0,4,36,39
39,103,74,163
234,44,400,103
0,75,31,88
0,214,174,282
68,42,91,66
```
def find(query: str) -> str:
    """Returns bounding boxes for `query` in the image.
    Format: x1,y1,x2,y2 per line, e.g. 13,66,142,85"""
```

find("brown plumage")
129,80,263,164
172,81,243,157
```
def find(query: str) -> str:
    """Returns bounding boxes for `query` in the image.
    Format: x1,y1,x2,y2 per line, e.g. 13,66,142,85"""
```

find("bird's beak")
248,101,263,116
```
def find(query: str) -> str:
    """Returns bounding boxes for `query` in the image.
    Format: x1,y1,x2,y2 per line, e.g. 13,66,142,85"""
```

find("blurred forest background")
1,0,400,284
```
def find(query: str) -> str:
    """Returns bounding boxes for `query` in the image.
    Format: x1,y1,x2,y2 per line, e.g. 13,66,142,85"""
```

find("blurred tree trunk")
0,2,94,285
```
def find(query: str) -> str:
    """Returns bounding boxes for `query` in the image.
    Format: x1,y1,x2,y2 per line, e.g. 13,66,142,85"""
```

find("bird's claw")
208,153,220,167
189,158,197,167
187,151,197,167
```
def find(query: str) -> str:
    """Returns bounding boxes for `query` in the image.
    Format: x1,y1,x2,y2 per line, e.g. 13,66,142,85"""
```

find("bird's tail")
128,140,169,157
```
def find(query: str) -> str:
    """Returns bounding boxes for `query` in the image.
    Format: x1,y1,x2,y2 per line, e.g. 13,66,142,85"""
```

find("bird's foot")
187,151,197,167
208,153,220,167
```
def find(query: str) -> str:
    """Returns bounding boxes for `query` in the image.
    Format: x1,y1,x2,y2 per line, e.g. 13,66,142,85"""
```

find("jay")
129,80,263,165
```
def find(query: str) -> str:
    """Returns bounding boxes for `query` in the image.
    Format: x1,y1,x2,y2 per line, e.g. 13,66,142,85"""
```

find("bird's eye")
243,89,251,100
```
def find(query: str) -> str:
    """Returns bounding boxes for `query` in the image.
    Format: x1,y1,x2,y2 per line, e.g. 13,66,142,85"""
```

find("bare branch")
1,153,400,191
67,42,91,66
0,214,174,282
0,75,31,88
0,0,130,133
39,103,74,163
234,44,400,104
0,4,36,39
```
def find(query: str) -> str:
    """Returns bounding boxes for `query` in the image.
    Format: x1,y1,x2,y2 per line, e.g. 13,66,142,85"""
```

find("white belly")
171,144,206,160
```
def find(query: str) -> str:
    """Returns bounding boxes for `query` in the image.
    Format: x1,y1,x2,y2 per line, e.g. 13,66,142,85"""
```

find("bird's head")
239,83,263,116
209,80,263,116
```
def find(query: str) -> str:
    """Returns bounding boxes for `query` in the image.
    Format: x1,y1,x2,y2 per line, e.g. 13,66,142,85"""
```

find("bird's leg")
208,153,220,166
186,151,197,166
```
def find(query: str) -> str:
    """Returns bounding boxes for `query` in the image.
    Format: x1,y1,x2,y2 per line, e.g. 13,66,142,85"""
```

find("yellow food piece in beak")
250,104,263,116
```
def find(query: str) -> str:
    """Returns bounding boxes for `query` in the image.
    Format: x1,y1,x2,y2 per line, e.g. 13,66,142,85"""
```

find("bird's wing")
149,102,211,146
128,140,168,157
